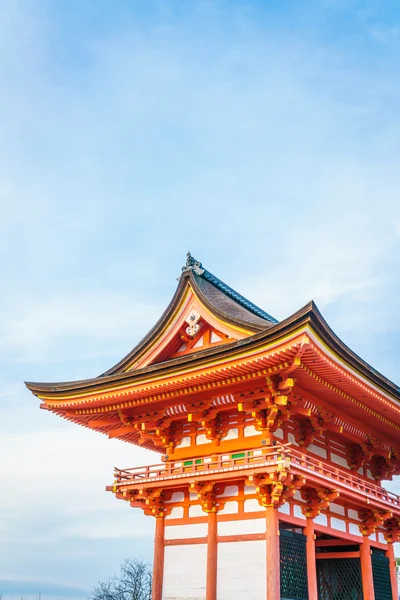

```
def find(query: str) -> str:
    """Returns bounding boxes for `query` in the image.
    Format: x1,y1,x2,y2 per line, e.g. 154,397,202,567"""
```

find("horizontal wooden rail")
111,443,400,510
113,445,288,483
316,551,360,560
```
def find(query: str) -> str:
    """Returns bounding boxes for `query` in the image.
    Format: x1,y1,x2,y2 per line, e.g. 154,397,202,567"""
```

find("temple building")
26,254,400,600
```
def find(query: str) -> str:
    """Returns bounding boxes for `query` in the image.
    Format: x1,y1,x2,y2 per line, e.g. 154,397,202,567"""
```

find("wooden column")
305,517,318,600
206,511,218,600
152,517,165,600
266,506,280,600
360,536,375,600
386,542,398,600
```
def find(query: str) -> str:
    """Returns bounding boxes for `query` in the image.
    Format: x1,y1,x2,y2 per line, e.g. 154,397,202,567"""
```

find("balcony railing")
111,443,400,511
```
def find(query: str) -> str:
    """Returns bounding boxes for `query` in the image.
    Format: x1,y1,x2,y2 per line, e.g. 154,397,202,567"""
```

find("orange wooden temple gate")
26,254,400,600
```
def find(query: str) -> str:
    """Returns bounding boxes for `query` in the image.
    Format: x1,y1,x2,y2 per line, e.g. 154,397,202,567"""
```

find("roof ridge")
182,252,278,324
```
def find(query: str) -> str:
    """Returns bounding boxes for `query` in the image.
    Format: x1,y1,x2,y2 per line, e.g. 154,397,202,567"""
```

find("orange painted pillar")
386,542,398,600
360,536,375,600
266,506,280,600
305,517,318,600
152,517,165,600
206,511,218,600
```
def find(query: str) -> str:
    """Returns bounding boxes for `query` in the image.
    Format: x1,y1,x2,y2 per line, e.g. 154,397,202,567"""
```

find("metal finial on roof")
185,251,193,268
183,252,204,274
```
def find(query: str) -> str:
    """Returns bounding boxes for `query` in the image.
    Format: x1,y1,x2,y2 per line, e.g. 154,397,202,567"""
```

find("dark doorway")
280,529,309,600
317,557,363,600
372,550,392,600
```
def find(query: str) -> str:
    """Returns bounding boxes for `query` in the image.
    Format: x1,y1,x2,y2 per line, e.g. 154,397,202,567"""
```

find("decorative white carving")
185,310,201,337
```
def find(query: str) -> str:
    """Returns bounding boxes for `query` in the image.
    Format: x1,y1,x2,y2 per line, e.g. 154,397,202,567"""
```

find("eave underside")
26,302,400,455
38,334,400,453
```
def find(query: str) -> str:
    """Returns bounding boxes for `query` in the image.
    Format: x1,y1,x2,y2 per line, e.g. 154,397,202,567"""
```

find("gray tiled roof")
183,253,278,330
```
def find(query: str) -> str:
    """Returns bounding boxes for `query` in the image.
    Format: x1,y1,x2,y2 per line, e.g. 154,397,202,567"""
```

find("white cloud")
0,290,162,363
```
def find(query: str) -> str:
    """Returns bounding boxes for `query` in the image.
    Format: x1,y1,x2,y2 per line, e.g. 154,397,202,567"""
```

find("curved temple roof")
25,254,400,449
184,253,278,325
100,253,278,375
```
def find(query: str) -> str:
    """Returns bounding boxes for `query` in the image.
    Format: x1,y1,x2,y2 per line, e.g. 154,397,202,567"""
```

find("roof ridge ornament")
183,251,205,275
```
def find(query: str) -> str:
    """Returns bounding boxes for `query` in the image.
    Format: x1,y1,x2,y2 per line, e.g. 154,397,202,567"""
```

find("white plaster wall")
218,485,238,497
244,425,258,437
349,523,362,537
163,544,207,600
314,513,328,527
279,502,290,515
196,434,211,445
308,443,327,459
348,509,360,521
165,507,184,519
293,505,305,519
217,540,266,600
218,501,238,515
222,428,238,440
330,503,345,516
244,498,264,512
189,504,204,518
378,532,386,544
331,517,346,532
331,453,348,468
175,436,191,448
218,518,265,536
165,523,208,540
166,492,185,503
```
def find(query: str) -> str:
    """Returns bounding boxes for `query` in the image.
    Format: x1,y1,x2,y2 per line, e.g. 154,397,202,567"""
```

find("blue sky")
1,0,400,598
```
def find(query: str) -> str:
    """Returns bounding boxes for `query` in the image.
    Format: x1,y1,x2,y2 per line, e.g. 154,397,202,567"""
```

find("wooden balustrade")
111,443,400,510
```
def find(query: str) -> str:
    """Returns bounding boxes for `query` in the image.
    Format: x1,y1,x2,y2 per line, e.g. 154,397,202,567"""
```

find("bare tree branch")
91,558,152,600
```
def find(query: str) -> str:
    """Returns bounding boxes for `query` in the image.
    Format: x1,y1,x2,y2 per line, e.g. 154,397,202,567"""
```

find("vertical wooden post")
386,542,398,600
206,511,218,600
152,517,165,600
305,517,318,600
360,536,375,600
266,506,280,600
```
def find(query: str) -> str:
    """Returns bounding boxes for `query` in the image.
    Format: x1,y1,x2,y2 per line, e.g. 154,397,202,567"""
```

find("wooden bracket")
125,488,173,518
248,471,305,508
190,481,226,513
383,517,400,543
345,443,365,471
300,486,339,518
358,508,393,536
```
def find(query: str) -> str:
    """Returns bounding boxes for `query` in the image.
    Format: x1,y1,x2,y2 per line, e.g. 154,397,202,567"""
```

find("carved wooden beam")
300,486,339,518
370,454,393,481
115,487,173,518
248,470,305,508
201,411,230,443
358,508,393,536
383,517,400,543
292,417,315,447
190,481,226,513
345,443,365,471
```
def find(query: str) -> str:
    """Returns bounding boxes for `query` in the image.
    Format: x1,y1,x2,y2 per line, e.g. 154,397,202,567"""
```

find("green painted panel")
231,452,246,459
